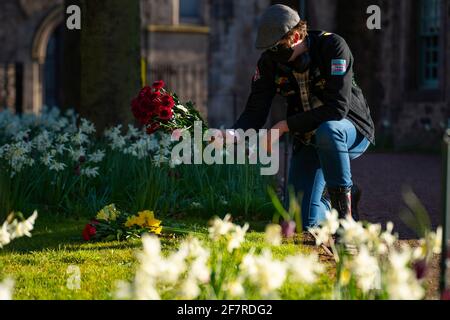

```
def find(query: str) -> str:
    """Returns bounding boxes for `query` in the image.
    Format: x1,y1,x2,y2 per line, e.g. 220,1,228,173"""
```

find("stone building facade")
1,0,449,149
0,0,210,116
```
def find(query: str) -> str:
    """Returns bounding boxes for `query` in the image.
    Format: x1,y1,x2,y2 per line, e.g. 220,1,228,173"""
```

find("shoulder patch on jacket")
331,59,347,75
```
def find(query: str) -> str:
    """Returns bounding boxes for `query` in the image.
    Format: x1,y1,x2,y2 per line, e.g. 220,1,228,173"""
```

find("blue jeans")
288,119,370,229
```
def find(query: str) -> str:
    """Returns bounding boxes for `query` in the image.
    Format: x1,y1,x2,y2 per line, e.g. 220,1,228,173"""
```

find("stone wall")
208,0,271,128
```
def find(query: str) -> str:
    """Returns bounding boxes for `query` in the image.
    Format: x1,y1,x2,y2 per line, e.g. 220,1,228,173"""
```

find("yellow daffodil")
96,204,119,221
340,268,351,286
150,226,163,235
124,210,162,235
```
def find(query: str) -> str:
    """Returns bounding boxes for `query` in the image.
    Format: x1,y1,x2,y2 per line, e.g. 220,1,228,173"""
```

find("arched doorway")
43,23,63,108
30,6,63,113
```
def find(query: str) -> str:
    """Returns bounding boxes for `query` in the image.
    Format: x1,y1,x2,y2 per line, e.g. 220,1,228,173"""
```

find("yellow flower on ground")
150,226,163,235
96,204,119,221
124,210,162,235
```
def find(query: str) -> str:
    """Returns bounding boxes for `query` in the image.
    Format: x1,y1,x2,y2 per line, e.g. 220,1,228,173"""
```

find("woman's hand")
272,120,289,136
262,121,289,154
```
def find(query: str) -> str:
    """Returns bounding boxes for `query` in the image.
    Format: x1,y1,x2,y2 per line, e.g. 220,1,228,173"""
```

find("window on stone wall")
179,0,201,24
419,0,441,90
299,0,307,20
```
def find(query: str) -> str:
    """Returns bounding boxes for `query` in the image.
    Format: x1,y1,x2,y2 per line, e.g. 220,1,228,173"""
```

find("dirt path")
351,152,443,299
352,152,442,240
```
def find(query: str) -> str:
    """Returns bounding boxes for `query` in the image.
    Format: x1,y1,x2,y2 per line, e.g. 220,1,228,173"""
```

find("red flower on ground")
158,107,173,121
152,80,165,91
82,223,97,241
146,122,161,135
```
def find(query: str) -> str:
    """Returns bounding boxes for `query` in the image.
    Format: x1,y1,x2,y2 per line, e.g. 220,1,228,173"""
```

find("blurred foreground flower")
0,210,38,300
115,214,325,300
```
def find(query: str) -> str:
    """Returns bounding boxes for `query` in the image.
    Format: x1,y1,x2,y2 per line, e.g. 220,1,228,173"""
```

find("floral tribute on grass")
115,214,326,300
82,204,162,241
131,80,207,135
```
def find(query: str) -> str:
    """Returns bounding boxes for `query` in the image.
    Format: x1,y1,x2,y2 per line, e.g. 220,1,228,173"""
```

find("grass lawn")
0,215,334,300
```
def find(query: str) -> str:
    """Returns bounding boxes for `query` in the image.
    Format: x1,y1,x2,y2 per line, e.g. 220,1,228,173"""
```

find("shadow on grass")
1,216,141,254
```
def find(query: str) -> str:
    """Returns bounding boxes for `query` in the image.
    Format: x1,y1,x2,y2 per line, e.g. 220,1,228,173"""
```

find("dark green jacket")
232,30,376,146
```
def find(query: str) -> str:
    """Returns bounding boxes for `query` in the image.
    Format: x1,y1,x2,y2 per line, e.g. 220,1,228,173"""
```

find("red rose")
161,94,175,109
150,92,161,101
82,223,97,241
131,97,153,125
139,85,153,98
146,122,161,135
152,80,165,91
158,107,173,121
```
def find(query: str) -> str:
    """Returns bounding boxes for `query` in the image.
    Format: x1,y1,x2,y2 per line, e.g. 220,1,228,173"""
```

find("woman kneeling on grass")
229,5,375,230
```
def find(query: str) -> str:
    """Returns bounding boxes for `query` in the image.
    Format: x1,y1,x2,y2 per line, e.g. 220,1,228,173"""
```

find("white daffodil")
9,211,38,239
228,223,249,252
80,167,99,178
190,255,211,284
265,224,282,246
71,131,89,146
309,209,340,246
0,278,14,300
380,222,397,248
323,209,340,235
0,222,11,248
68,146,86,162
79,118,96,135
430,227,442,255
88,150,106,163
56,133,69,144
285,253,324,284
141,234,161,258
225,278,245,298
350,246,381,292
115,280,132,300
40,153,54,166
386,248,425,300
208,214,234,240
241,249,287,297
49,161,67,172
180,277,201,300
339,215,367,246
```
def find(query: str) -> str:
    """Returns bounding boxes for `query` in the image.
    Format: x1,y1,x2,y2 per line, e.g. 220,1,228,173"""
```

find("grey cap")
255,4,301,50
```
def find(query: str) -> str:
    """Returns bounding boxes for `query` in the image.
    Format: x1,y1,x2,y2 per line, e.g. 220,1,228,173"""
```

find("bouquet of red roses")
131,80,207,135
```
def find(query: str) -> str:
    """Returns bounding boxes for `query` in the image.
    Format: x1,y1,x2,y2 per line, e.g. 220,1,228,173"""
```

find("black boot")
328,186,359,254
350,184,361,221
322,185,361,221
327,186,352,220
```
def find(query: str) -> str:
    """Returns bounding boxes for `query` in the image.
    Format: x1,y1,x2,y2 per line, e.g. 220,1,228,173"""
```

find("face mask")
266,44,294,64
289,52,311,73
